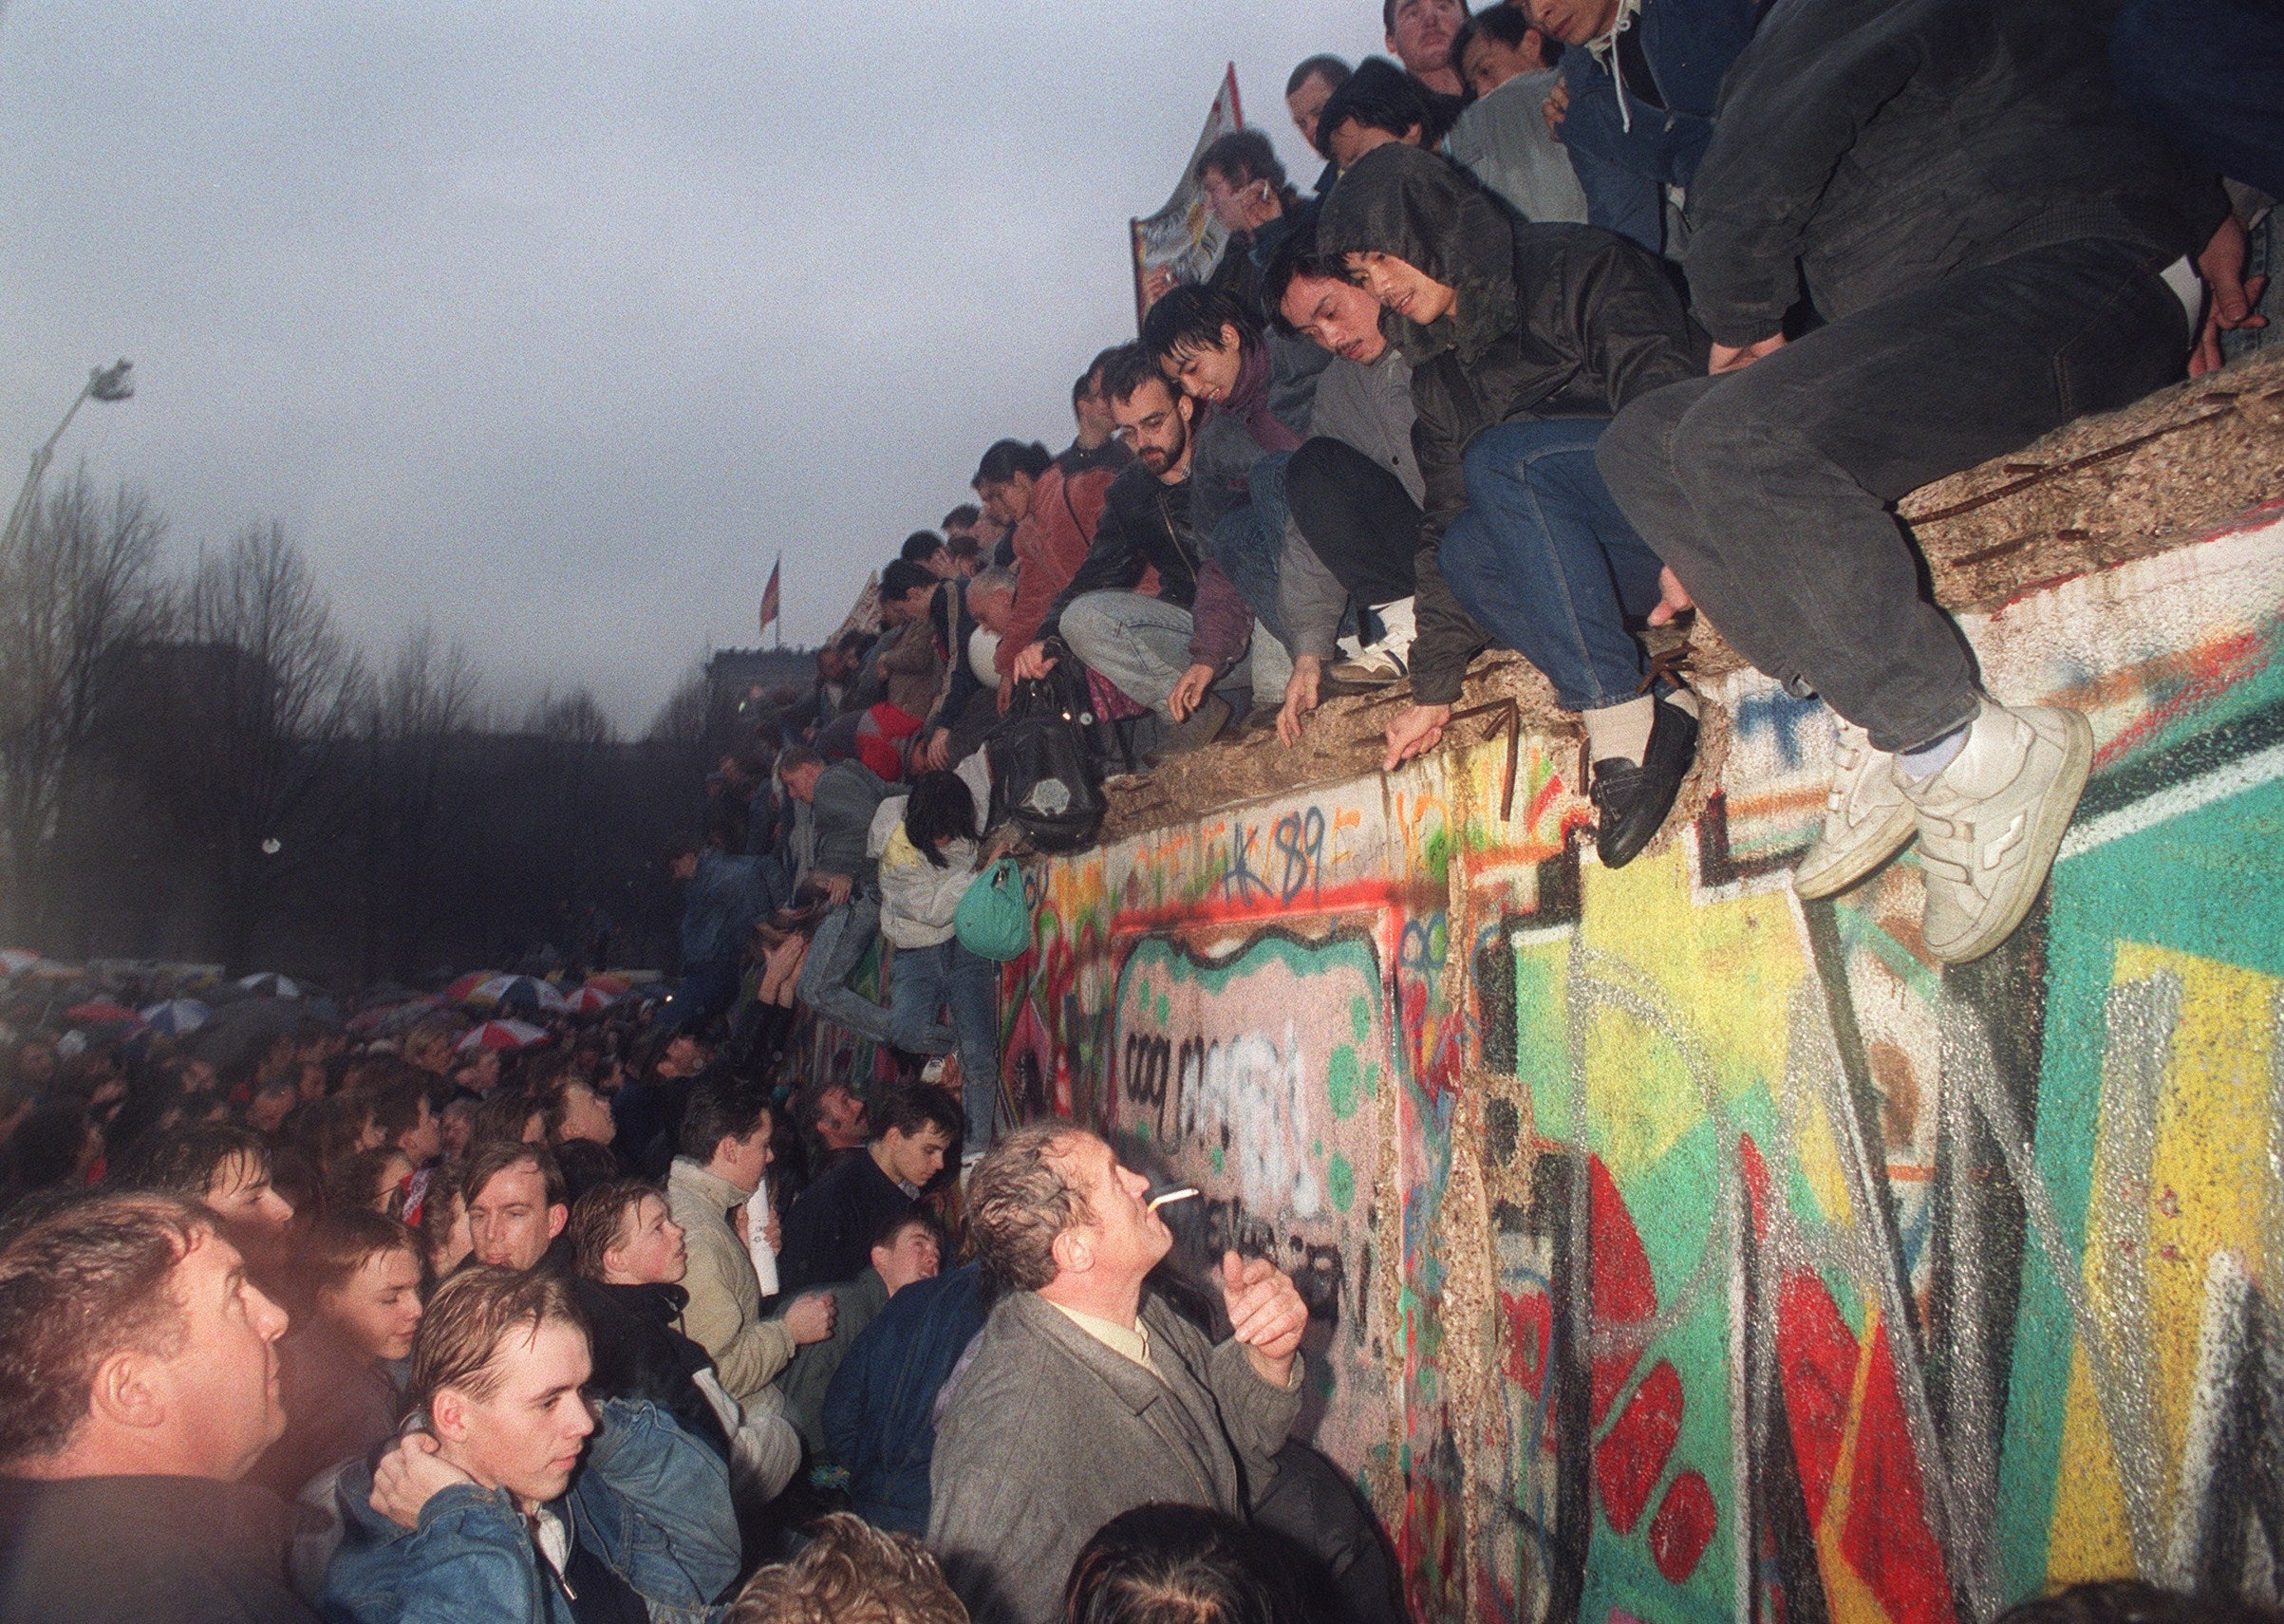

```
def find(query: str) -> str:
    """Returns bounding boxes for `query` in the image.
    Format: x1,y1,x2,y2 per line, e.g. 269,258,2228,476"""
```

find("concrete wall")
1004,496,2284,1623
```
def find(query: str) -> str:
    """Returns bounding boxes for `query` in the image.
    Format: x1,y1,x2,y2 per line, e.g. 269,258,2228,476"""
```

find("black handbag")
985,648,1108,853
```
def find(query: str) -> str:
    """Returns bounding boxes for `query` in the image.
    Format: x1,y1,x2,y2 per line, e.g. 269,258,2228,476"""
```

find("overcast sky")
0,1,1396,732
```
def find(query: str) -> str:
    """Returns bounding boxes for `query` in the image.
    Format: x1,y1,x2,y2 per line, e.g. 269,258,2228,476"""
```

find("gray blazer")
927,1289,1303,1624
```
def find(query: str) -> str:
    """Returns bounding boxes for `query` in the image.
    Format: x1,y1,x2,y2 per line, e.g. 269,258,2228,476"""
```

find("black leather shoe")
1589,699,1699,868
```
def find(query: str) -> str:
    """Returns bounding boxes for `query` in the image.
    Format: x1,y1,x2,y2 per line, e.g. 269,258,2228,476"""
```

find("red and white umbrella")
65,999,142,1027
235,972,303,999
455,1018,551,1055
470,975,567,1015
561,985,621,1014
445,970,506,1006
140,999,213,1036
584,973,631,996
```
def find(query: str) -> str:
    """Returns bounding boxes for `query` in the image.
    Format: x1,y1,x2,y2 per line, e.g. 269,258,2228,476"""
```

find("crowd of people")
1,0,2277,1617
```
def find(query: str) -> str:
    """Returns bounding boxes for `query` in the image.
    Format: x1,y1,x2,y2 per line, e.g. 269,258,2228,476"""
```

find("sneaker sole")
1791,801,1919,901
1925,708,2094,965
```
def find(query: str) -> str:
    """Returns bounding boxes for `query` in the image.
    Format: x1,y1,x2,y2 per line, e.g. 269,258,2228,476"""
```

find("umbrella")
235,972,303,999
186,996,310,1069
371,999,452,1039
65,999,140,1026
140,999,212,1036
0,948,38,977
445,971,504,1006
456,1018,550,1055
561,985,620,1014
473,975,566,1017
584,973,631,996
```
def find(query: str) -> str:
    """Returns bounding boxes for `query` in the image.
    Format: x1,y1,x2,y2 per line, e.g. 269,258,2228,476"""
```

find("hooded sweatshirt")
1318,141,1701,706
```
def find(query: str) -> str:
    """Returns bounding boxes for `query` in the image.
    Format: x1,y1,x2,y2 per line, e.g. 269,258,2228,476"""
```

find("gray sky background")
0,1,1399,734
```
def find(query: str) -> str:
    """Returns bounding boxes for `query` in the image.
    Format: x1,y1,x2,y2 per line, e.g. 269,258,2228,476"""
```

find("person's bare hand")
1220,1251,1307,1385
783,1293,836,1346
1646,566,1694,626
370,1431,474,1531
1709,333,1787,375
1542,77,1570,137
1277,656,1323,747
761,1208,782,1253
922,730,952,772
1382,702,1451,772
1012,642,1058,681
817,872,853,906
1166,663,1216,722
2193,214,2269,378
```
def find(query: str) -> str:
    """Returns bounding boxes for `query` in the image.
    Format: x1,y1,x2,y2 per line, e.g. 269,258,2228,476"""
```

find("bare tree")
166,521,364,966
644,658,710,746
350,624,482,980
0,471,169,941
524,685,618,746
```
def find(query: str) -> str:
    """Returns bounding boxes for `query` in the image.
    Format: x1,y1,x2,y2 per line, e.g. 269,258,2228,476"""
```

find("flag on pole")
758,556,782,638
1129,64,1244,329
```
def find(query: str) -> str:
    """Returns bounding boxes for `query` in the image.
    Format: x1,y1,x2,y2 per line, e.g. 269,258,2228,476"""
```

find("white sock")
1370,597,1417,657
1583,695,1657,766
1661,686,1699,721
1900,720,1970,780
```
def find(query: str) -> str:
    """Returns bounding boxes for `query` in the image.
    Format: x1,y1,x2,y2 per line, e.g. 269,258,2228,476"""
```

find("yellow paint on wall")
2046,1338,2137,1581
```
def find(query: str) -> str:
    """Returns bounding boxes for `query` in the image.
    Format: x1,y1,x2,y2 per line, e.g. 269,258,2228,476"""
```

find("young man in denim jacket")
323,1265,738,1624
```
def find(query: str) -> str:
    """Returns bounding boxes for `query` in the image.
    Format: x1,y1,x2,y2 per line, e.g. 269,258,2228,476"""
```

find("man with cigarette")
927,1126,1308,1624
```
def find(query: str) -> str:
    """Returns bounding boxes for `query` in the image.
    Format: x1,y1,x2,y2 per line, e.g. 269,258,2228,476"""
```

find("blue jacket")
320,1400,739,1624
678,849,770,966
820,1261,989,1533
1558,0,1759,247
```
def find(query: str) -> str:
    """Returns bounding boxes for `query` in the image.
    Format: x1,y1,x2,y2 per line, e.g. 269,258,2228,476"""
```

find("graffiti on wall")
1002,508,2284,1623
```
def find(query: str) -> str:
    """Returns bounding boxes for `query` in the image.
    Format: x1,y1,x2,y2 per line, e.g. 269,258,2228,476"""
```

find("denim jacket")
320,1400,739,1624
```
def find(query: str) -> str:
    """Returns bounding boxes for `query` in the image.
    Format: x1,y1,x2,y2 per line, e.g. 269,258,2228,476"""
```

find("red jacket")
997,464,1115,679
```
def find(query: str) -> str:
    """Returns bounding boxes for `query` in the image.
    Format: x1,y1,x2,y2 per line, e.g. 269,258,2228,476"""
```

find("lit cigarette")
1147,1185,1198,1211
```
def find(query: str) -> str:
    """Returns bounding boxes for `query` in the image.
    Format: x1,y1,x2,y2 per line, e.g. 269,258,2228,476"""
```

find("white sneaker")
1793,720,1918,900
1900,699,2093,964
1369,596,1417,664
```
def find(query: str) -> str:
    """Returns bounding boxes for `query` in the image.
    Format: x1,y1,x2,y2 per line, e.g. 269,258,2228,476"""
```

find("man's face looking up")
1286,70,1338,150
1388,0,1468,76
1110,378,1193,481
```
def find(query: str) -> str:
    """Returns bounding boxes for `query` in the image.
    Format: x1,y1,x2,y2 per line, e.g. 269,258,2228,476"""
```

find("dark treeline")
0,469,721,983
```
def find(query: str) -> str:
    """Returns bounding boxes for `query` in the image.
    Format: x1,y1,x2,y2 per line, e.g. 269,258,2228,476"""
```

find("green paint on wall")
1352,995,1372,1044
1329,1153,1356,1211
1328,1047,1362,1119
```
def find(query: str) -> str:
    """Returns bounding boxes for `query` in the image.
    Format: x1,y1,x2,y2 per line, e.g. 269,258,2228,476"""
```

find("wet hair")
460,1140,567,1213
355,1064,436,1147
1263,236,1363,338
874,1082,963,1147
0,1194,208,1464
304,1207,421,1298
900,529,947,565
1315,57,1431,160
1383,0,1471,37
1452,4,1561,68
406,1263,582,1413
551,1138,623,1207
470,1087,545,1150
1097,344,1177,412
567,1179,663,1280
871,1207,941,1257
901,771,979,869
726,1511,964,1624
940,503,982,532
678,1074,771,1163
325,1145,411,1218
1286,53,1351,98
110,1122,272,1206
777,745,823,780
1195,128,1287,194
881,558,939,603
1139,282,1260,370
1065,1503,1303,1624
973,439,1055,488
966,1122,1093,1291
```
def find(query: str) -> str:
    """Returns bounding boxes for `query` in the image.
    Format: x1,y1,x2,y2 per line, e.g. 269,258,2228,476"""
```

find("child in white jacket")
867,771,1002,1156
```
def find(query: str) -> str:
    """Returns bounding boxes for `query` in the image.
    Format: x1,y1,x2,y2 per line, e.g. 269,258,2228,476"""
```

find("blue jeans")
1209,451,1294,649
887,939,1001,1152
1059,592,1293,717
796,894,892,1047
1439,418,1666,714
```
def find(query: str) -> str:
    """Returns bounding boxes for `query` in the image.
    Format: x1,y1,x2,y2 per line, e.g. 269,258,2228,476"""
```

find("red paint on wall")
1595,1359,1682,1534
1649,1470,1718,1582
1588,1154,1658,1425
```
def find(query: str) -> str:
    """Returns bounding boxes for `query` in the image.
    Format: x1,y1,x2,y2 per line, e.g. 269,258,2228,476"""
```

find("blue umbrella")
139,998,212,1036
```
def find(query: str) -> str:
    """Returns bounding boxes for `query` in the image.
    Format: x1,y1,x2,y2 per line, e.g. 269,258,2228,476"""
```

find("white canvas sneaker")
1793,719,1919,900
1900,699,2093,964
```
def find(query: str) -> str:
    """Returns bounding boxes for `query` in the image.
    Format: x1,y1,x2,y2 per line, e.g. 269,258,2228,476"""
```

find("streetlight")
0,359,134,566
